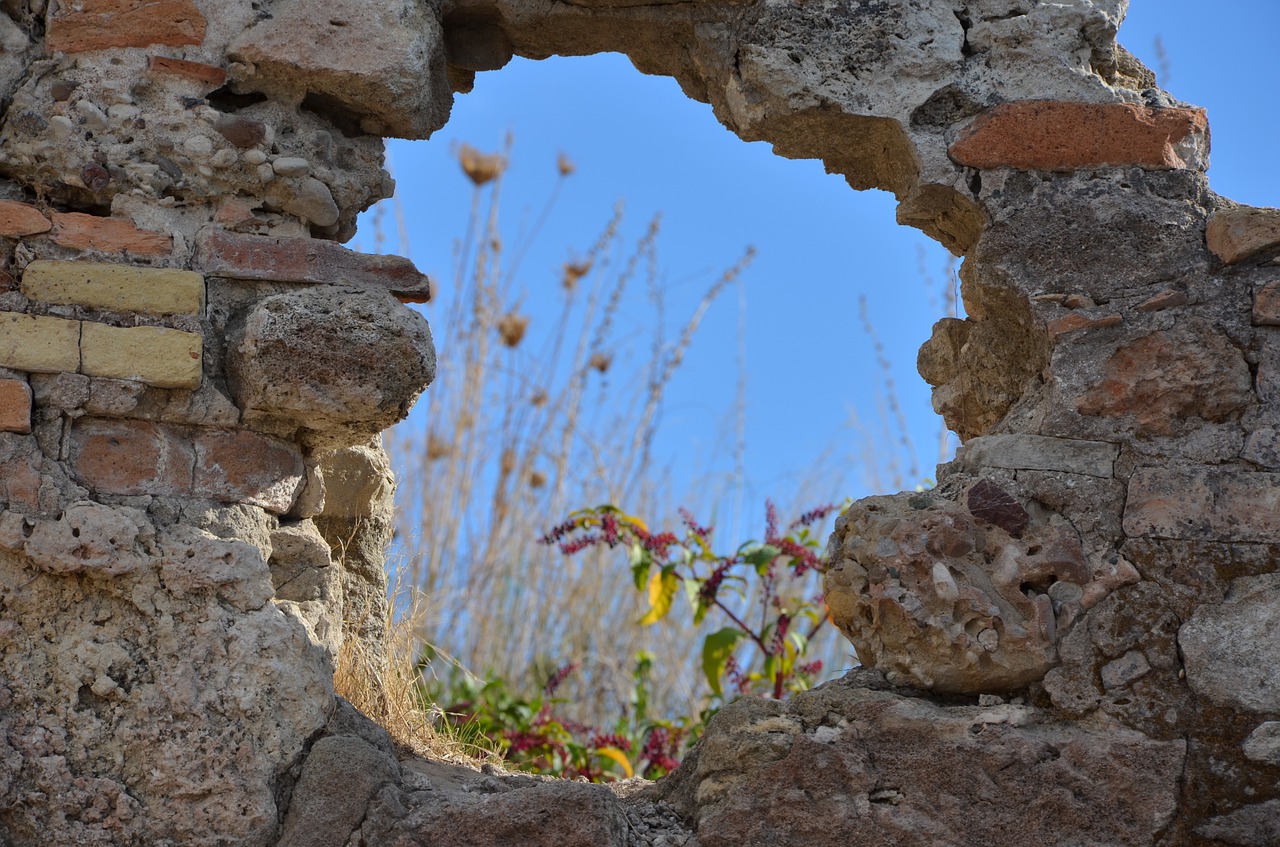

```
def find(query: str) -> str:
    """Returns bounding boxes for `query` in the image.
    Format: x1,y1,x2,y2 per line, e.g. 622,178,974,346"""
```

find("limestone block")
46,0,206,53
21,260,204,316
0,313,81,374
193,228,433,302
1179,573,1280,713
227,287,434,448
68,418,196,497
0,199,51,237
158,524,276,612
228,0,451,140
958,433,1118,478
47,212,171,256
0,376,32,433
80,322,202,389
949,102,1209,171
278,735,400,847
1207,206,1280,264
18,501,154,575
657,677,1185,847
1124,468,1280,542
193,428,304,515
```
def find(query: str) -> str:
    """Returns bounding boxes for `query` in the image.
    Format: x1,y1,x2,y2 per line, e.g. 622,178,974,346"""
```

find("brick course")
0,200,51,237
0,377,32,434
22,260,204,316
48,212,172,256
0,314,81,374
1207,206,1280,265
47,0,206,53
80,323,202,389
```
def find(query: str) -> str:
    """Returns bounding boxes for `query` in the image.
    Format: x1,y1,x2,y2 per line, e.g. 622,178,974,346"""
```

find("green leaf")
639,566,679,625
702,628,744,697
629,542,653,592
743,544,781,576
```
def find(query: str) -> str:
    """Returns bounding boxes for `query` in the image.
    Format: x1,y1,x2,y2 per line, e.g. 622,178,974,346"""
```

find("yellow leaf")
621,513,649,535
596,746,634,778
639,568,678,625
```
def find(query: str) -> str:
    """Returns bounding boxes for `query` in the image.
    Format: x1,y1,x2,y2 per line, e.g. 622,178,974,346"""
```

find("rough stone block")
68,418,195,497
959,433,1118,478
48,212,172,256
22,260,204,316
1242,722,1280,766
949,102,1208,172
1179,573,1280,713
0,199,51,237
0,432,41,511
0,313,82,374
193,228,433,302
80,322,202,389
46,0,206,53
1252,279,1280,325
0,376,32,433
194,429,304,515
1207,206,1280,265
1124,468,1280,542
277,735,400,847
146,54,227,87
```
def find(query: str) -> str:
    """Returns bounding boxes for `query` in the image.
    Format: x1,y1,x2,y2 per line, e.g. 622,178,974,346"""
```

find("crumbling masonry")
1,0,1278,844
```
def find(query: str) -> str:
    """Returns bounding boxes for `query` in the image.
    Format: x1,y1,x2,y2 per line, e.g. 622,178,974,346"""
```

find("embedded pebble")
108,104,140,122
49,115,74,139
214,114,267,149
242,149,268,165
272,157,311,177
1100,650,1152,691
49,79,78,101
977,628,999,652
281,177,338,226
256,163,276,183
1048,580,1084,603
1242,722,1280,765
75,100,110,132
210,148,238,169
182,135,214,159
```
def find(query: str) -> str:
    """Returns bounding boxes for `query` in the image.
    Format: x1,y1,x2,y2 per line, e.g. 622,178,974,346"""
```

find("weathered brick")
80,323,202,389
0,313,81,374
68,418,194,497
47,0,206,53
949,102,1208,172
0,432,41,512
193,228,433,303
1208,206,1280,265
0,199,51,237
0,376,32,434
22,260,204,315
147,54,227,87
1254,281,1280,326
1124,468,1280,542
1047,312,1123,337
194,429,304,515
48,212,172,256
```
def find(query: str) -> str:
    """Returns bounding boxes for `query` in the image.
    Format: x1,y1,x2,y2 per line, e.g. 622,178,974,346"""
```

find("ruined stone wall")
0,0,1278,845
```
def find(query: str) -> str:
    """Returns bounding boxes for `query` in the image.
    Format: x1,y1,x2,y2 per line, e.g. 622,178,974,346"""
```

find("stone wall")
0,0,1277,845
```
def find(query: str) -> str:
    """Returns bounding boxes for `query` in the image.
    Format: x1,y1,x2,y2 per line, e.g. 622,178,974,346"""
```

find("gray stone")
1099,649,1151,691
278,735,400,847
1179,573,1280,713
958,433,1119,478
1243,722,1280,766
1195,800,1280,847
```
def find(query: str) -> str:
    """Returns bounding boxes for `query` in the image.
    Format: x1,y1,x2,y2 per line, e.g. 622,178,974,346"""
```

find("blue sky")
362,1,1280,523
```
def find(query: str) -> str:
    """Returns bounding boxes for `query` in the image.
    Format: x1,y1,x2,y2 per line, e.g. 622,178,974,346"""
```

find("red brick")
193,228,433,303
0,433,41,512
0,377,32,434
949,102,1208,172
49,212,171,256
147,55,227,87
0,200,52,238
193,429,303,515
47,0,206,53
1047,312,1123,337
68,418,194,497
1254,281,1280,326
1208,207,1280,265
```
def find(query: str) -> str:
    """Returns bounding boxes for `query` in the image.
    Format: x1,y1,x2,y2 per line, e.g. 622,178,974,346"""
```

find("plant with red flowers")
542,500,841,701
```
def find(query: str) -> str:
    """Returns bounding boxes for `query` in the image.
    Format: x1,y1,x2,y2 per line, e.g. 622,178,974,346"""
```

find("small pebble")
49,115,74,139
107,103,140,122
272,156,310,177
49,79,78,101
75,99,110,132
210,148,238,168
256,162,276,183
215,114,267,149
242,148,267,165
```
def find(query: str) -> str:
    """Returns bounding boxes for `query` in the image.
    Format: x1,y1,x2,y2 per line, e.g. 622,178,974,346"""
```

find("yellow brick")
0,313,81,373
80,322,202,389
22,260,205,316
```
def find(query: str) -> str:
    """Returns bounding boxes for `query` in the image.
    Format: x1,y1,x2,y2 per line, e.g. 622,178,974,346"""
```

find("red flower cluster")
678,507,712,539
640,726,684,777
589,732,633,752
543,662,579,695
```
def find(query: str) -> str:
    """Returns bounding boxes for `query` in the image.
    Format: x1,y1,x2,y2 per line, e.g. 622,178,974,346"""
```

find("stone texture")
1253,279,1280,326
47,212,172,256
1124,468,1280,542
0,198,51,236
1179,573,1280,713
0,376,32,433
277,735,401,847
228,0,451,140
80,322,202,389
193,428,304,515
657,676,1185,847
1242,722,1280,766
68,418,195,497
194,228,434,302
0,313,82,374
46,0,207,53
6,501,154,576
227,287,434,447
146,55,227,87
1207,205,1280,264
21,260,204,316
950,102,1209,172
958,433,1118,478
1195,801,1280,847
0,432,43,512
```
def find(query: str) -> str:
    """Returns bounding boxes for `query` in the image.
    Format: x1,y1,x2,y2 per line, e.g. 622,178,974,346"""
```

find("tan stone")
48,212,172,256
1206,206,1280,264
146,54,227,87
0,432,41,511
0,199,51,237
0,313,81,374
46,0,206,53
949,102,1208,172
68,418,194,497
0,377,32,434
1254,280,1280,326
22,260,204,316
193,429,304,515
80,322,202,389
1124,468,1280,542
